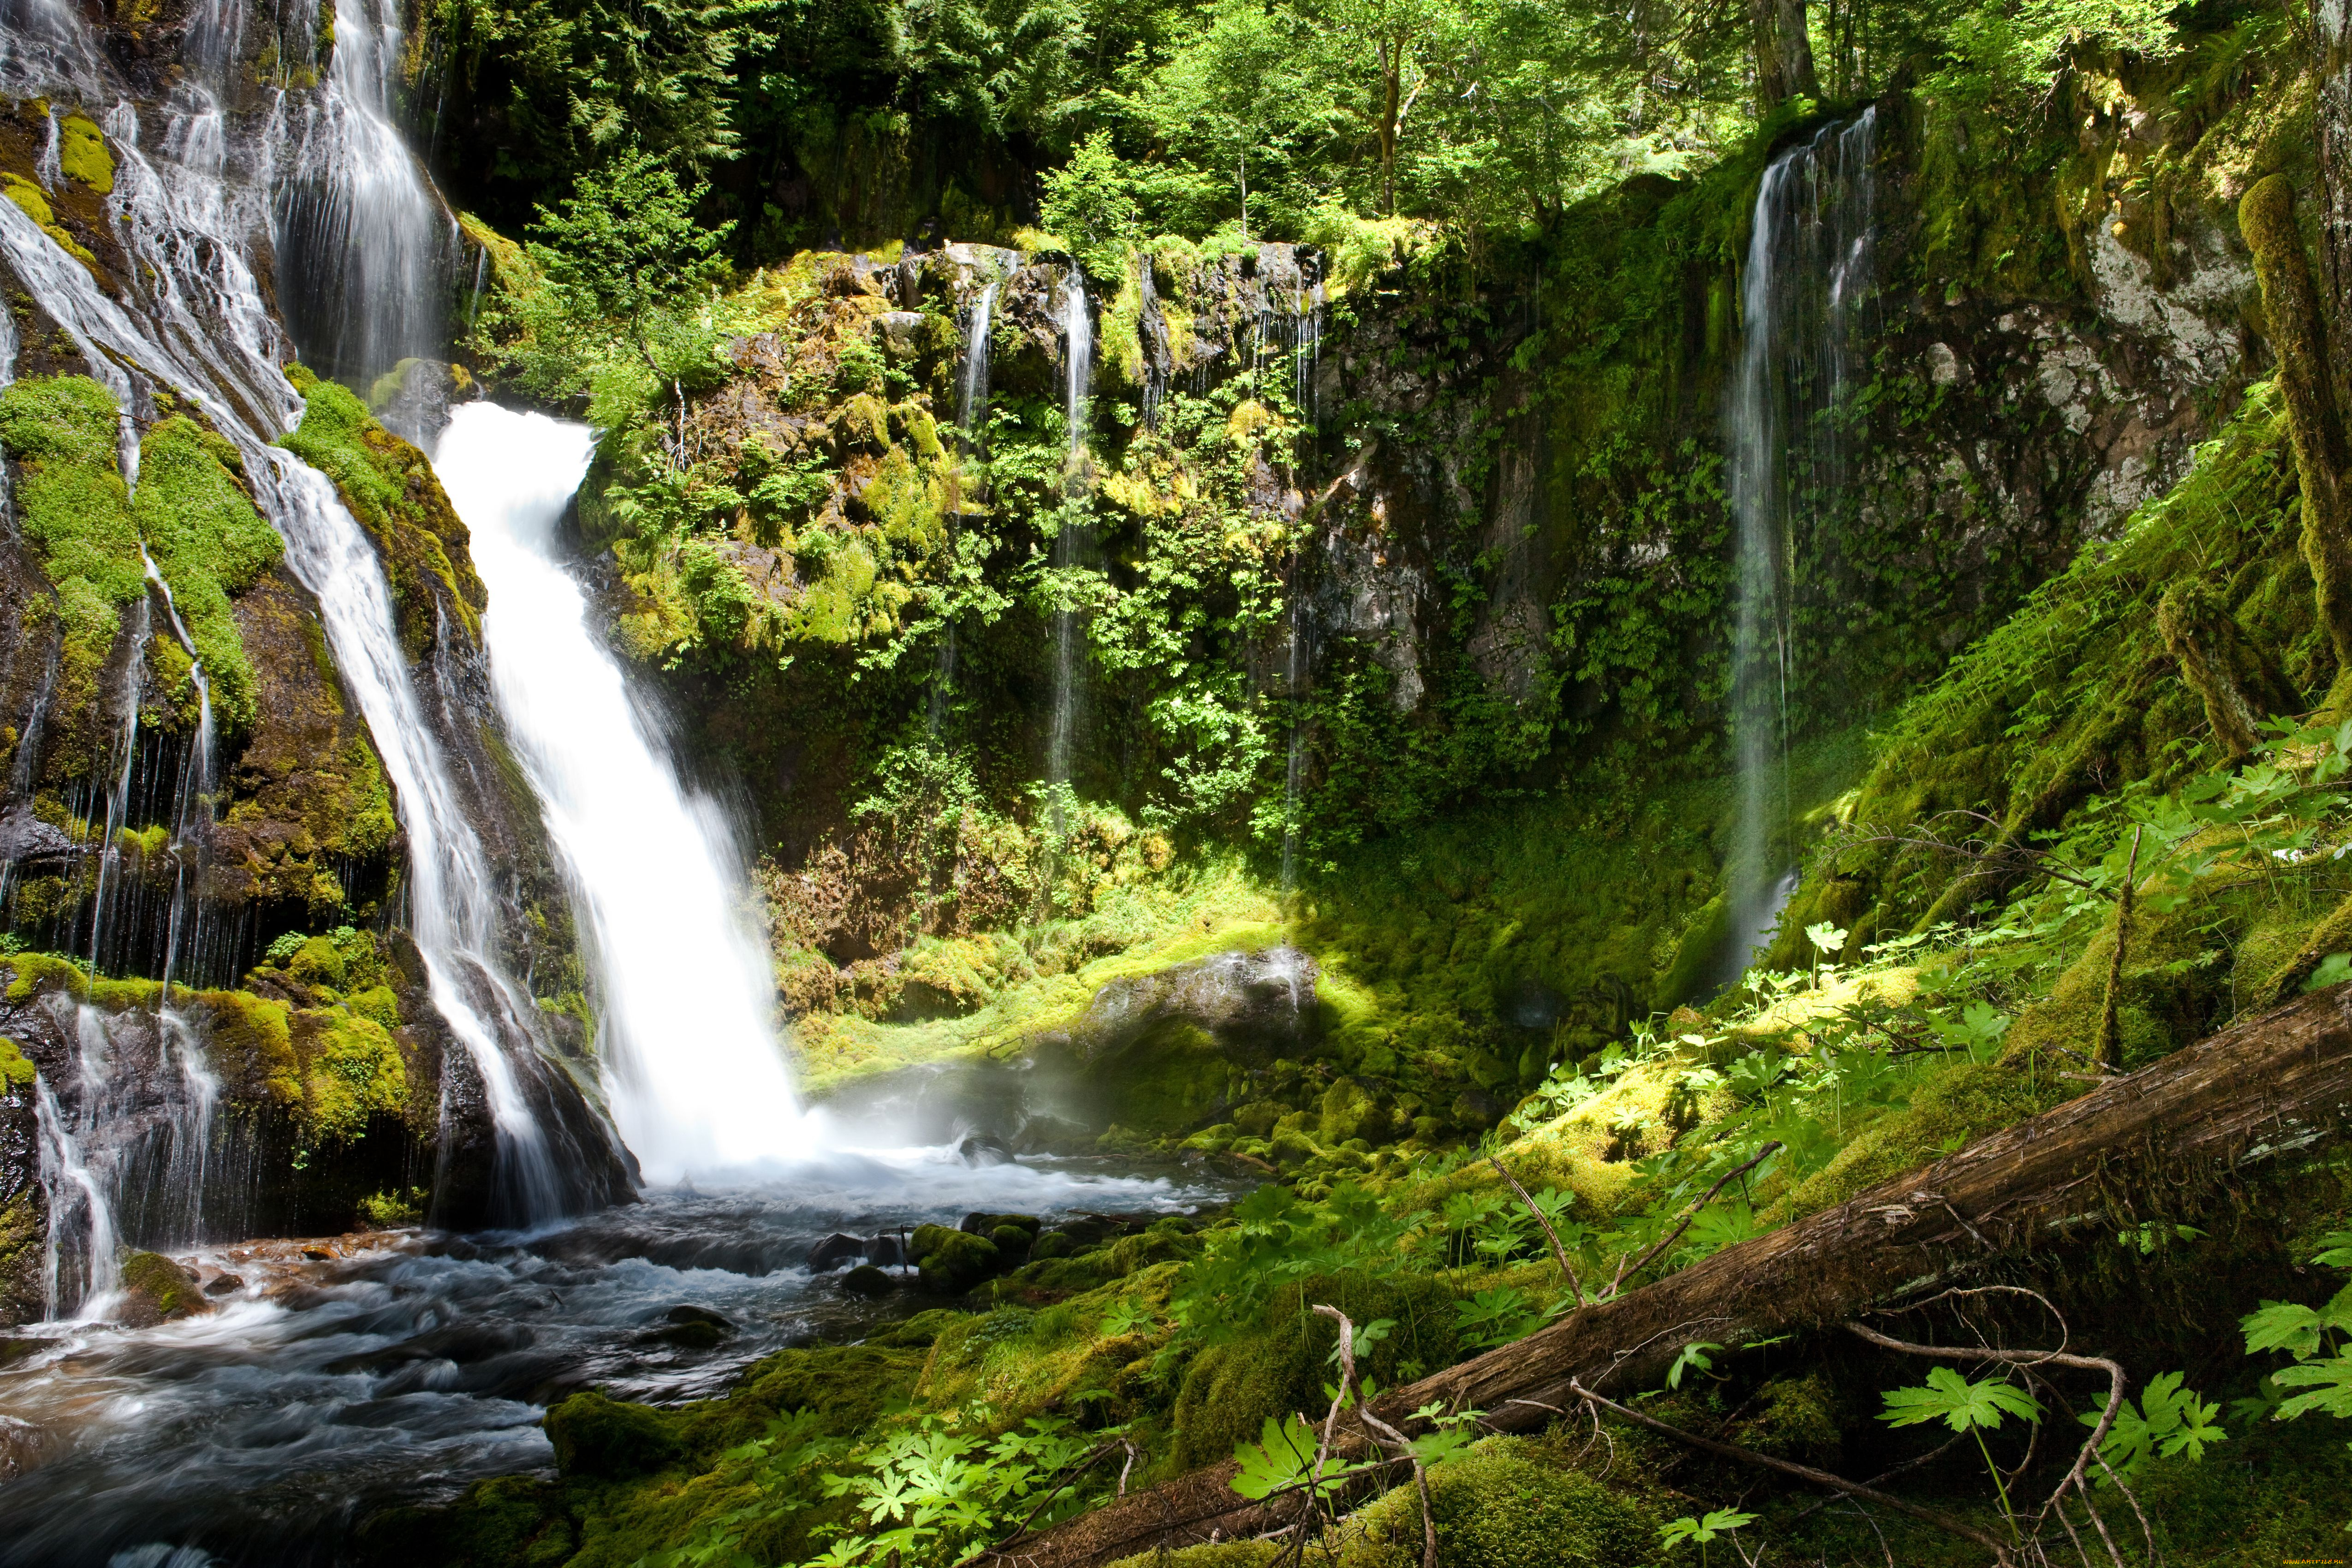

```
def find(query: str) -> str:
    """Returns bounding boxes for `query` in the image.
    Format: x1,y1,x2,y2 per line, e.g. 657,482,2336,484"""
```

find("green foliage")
530,148,733,353
2081,1371,2227,1485
132,416,284,733
1040,131,1142,278
1229,1412,1333,1500
1658,1508,1755,1550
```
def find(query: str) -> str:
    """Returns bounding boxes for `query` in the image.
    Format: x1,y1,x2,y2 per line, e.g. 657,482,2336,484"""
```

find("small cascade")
440,404,807,1182
956,281,998,443
1279,579,1313,891
36,106,62,190
268,0,451,386
1045,270,1093,832
1718,108,1877,989
932,280,997,736
34,1079,118,1319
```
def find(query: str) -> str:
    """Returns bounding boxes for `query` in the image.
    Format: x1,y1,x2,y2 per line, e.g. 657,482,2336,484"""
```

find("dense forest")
5,0,2352,1562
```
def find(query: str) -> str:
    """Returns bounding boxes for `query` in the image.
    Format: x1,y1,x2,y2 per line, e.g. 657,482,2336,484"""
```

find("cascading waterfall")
439,404,807,1182
956,281,999,441
1045,270,1093,831
933,280,999,735
1719,108,1878,988
268,0,451,386
0,45,585,1256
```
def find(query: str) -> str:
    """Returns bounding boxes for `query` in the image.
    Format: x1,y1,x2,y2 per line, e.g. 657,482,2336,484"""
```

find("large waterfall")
1045,270,1093,830
1718,108,1878,986
440,405,806,1180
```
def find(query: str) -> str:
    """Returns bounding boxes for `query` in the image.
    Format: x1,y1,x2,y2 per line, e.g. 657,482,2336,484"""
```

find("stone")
867,1233,907,1267
957,1132,1015,1166
841,1264,896,1297
807,1232,866,1271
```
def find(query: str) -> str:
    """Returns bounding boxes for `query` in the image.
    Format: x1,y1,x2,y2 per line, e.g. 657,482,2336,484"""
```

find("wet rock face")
0,1041,43,1326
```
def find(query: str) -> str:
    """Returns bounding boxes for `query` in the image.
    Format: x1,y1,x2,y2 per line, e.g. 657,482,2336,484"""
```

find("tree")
1749,0,1819,113
529,148,732,365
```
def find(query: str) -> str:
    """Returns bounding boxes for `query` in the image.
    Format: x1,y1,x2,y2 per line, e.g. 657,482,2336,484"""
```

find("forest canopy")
416,0,2192,257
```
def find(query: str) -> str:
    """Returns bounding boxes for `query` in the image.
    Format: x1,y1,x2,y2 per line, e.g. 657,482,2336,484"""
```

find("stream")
0,1152,1233,1566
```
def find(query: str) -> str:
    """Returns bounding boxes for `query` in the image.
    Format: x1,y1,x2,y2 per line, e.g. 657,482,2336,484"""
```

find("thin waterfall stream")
1715,108,1877,992
1045,269,1092,832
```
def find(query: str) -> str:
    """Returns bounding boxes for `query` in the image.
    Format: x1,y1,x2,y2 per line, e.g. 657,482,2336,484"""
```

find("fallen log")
989,981,2352,1567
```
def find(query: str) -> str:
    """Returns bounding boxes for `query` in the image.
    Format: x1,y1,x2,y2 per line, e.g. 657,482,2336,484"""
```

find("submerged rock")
116,1251,211,1326
806,1232,865,1271
956,1131,1015,1166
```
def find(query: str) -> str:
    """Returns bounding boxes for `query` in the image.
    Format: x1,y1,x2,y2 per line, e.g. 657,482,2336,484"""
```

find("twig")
1488,1154,1585,1305
1781,1432,1966,1524
1315,1305,1435,1568
1605,1142,1782,1299
1566,1378,2016,1565
1844,1320,2132,1568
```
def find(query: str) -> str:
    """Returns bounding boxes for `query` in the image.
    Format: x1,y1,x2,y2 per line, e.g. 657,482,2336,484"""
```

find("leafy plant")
1453,1286,1540,1349
1881,1367,2042,1536
1659,1507,1757,1562
2080,1371,2226,1485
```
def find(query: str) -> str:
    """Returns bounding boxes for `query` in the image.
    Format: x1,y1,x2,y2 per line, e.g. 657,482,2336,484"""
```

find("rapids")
0,1154,1235,1565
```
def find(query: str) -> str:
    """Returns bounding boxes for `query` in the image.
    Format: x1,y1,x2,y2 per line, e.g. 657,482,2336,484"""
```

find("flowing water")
1045,271,1093,832
442,405,806,1181
0,16,1266,1557
0,1156,1235,1566
1716,109,1877,990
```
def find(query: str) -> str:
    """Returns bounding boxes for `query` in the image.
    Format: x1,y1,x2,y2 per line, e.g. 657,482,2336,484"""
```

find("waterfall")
439,404,807,1182
1719,108,1877,988
269,0,450,386
1280,582,1311,891
0,94,588,1237
1046,271,1093,832
932,281,997,737
956,281,998,441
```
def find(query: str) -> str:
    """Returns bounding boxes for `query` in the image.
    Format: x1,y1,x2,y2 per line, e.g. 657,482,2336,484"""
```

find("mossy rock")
1336,1437,1657,1568
117,1250,209,1325
916,1227,1002,1291
543,1390,686,1479
277,377,487,657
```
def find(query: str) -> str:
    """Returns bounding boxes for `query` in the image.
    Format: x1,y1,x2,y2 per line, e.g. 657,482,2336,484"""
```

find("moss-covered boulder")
1334,1438,1658,1568
913,1224,1002,1292
544,1390,687,1479
117,1250,210,1325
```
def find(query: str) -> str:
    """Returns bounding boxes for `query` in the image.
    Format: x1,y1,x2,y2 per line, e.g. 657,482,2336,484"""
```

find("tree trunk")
2316,0,2352,397
2157,579,2298,758
987,981,2352,1568
1380,36,1404,217
1750,0,1819,113
2241,176,2352,681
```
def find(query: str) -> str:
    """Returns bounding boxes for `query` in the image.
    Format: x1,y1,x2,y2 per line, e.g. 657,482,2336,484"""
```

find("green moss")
1169,1269,1461,1472
0,376,143,605
277,379,487,655
1,172,96,266
1334,1437,1657,1568
293,1004,408,1143
545,1390,688,1479
0,1038,33,1089
118,1249,205,1319
133,416,284,733
57,113,113,193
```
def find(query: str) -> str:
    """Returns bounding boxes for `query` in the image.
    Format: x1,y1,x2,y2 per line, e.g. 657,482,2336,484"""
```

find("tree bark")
2316,0,2352,397
2241,175,2352,681
1750,0,1820,113
988,981,2352,1568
